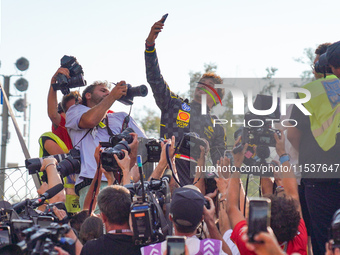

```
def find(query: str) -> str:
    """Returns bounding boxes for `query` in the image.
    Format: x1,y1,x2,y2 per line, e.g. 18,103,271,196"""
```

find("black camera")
25,149,81,181
52,55,87,95
232,95,281,173
329,209,340,251
314,53,333,77
177,133,207,160
126,176,171,245
145,138,165,162
15,223,75,255
118,84,148,105
100,140,131,173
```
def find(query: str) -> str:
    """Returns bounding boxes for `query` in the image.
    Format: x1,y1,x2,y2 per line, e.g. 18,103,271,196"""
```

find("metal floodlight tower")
0,57,29,198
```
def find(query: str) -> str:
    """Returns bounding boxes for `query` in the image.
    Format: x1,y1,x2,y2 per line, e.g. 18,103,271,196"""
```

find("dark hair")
270,195,300,243
98,185,131,225
61,91,81,112
173,222,199,234
79,216,104,244
82,81,110,106
315,43,331,55
69,209,89,234
200,72,225,100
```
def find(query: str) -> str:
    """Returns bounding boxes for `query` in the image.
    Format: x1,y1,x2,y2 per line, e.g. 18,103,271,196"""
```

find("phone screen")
0,226,10,246
166,236,185,255
247,198,271,243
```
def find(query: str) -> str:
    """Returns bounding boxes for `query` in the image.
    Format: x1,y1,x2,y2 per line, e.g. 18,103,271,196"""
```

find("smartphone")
161,13,168,23
166,236,186,255
247,198,271,243
0,226,11,247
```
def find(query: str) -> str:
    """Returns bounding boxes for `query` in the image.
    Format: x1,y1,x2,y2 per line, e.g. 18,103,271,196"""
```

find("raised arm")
48,68,70,128
145,18,175,111
78,81,127,129
274,132,302,217
226,140,248,229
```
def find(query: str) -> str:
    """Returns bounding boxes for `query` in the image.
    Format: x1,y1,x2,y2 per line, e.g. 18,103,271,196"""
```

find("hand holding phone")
247,198,271,243
166,236,186,255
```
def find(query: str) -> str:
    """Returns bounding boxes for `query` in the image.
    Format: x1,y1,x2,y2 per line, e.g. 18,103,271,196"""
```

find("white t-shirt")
66,104,146,185
223,229,240,255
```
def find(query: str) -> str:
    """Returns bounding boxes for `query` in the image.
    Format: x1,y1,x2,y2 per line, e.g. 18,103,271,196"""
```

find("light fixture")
13,98,25,112
15,57,29,71
14,78,29,92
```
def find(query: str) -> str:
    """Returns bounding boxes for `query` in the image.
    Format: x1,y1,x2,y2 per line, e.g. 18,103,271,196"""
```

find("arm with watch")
274,132,302,217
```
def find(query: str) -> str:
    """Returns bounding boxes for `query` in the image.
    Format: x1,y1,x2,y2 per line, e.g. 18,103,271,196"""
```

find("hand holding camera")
111,80,128,101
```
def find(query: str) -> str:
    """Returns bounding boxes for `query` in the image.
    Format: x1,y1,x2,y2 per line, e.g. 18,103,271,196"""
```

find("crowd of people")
3,16,340,255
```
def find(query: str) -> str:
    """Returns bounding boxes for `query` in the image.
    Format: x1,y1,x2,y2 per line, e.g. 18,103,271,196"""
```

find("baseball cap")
326,41,340,68
170,187,205,228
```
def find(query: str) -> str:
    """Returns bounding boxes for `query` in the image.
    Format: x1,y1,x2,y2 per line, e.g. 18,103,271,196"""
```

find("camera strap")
149,192,172,236
166,144,182,187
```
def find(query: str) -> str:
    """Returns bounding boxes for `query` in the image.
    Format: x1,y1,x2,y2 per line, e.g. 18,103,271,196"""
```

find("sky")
0,0,340,168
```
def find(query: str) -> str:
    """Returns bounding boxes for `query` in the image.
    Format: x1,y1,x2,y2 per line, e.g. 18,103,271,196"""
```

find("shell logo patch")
176,110,190,128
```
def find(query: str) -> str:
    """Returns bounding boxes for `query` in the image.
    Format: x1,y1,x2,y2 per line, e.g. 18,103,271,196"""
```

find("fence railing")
1,166,38,204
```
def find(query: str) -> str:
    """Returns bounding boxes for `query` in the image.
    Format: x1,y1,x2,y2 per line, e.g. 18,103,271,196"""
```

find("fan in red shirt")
220,133,308,255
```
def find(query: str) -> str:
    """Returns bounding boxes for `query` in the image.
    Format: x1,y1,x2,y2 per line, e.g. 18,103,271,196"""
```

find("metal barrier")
0,166,263,205
1,166,38,204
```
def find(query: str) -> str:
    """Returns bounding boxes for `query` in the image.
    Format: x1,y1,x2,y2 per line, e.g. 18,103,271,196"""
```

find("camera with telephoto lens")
52,55,87,95
109,127,134,146
25,149,81,182
125,176,171,245
145,138,165,162
329,209,340,251
118,84,148,105
100,141,131,173
177,132,207,160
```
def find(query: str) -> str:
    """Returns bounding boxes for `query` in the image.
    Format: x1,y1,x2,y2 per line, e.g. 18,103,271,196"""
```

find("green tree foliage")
134,106,160,137
294,47,315,82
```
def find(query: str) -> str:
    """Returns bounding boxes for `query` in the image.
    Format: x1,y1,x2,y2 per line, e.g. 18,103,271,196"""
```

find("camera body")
118,84,148,105
52,55,87,95
145,138,165,162
100,140,131,173
314,60,333,76
25,148,81,181
241,126,281,148
177,133,207,160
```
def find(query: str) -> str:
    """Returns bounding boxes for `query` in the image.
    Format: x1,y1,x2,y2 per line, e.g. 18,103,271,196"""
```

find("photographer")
48,67,82,151
82,144,133,214
66,80,146,209
80,185,141,255
225,133,307,255
145,17,227,185
288,42,340,255
141,186,230,255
